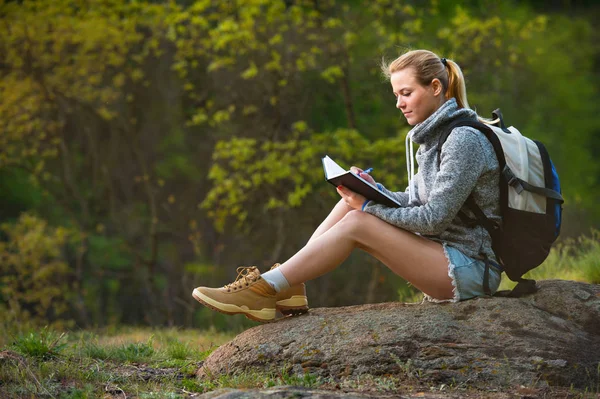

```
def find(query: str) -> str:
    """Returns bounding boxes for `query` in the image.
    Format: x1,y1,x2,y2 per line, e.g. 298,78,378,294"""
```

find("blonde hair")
381,49,470,110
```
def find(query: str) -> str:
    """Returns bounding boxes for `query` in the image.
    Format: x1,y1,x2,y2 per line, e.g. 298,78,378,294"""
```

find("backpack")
438,109,564,297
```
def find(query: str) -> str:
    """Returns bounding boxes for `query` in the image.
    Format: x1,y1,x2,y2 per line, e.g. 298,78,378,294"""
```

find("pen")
362,167,373,175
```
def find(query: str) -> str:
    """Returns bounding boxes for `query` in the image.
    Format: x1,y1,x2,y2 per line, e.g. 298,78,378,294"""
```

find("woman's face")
391,68,444,126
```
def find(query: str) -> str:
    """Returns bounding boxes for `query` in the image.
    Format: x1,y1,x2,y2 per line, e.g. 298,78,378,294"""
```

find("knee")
337,210,391,249
338,210,370,235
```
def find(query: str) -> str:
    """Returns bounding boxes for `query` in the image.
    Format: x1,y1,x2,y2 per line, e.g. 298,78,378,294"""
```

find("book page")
322,155,347,179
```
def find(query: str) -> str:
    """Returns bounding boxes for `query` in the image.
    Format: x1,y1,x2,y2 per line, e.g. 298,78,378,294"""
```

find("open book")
321,155,401,208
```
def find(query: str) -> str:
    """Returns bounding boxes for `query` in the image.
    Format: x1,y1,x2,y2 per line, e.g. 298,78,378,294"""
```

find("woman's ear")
431,78,443,97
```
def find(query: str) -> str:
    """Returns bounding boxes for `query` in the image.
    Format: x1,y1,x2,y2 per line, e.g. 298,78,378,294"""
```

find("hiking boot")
270,263,309,316
192,266,276,323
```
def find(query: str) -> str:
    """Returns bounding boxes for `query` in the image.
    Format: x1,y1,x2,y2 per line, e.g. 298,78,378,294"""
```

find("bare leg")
307,199,353,243
278,210,453,300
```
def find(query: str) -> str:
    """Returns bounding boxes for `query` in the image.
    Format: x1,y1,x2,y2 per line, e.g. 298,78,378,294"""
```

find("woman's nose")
396,97,404,109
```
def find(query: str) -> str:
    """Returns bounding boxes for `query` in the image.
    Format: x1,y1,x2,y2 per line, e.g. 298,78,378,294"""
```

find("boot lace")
224,266,259,292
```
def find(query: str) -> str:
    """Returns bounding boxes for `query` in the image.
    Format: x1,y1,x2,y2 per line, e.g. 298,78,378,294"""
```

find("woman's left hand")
336,185,367,210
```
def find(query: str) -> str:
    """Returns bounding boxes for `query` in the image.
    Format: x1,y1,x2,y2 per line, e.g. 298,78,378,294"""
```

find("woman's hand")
350,166,376,186
336,185,367,210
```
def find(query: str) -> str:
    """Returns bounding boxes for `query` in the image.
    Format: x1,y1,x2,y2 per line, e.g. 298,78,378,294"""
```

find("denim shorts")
427,244,502,302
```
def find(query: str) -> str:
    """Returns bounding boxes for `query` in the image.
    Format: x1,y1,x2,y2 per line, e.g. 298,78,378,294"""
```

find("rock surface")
197,280,600,390
195,387,503,399
196,387,399,398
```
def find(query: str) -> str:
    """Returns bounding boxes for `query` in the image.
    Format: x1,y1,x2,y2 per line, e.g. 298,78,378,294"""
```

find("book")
321,155,402,208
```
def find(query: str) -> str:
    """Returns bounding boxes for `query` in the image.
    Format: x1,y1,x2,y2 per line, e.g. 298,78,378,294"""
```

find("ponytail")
444,59,469,109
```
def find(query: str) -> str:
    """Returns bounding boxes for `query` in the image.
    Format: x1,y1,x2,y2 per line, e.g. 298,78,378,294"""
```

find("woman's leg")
255,200,353,313
278,210,454,300
307,199,353,243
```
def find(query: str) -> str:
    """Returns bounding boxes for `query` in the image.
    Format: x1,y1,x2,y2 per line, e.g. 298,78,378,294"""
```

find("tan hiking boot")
270,263,309,316
192,266,276,323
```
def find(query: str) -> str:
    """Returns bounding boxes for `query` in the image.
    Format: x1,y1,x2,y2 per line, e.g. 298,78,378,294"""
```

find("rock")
195,387,503,399
197,280,600,390
196,387,400,398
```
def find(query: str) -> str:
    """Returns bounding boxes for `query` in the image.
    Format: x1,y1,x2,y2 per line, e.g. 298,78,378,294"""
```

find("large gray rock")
195,387,491,398
197,280,600,390
196,387,398,398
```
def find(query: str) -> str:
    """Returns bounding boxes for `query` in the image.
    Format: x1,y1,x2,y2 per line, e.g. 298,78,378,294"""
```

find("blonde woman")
193,49,502,322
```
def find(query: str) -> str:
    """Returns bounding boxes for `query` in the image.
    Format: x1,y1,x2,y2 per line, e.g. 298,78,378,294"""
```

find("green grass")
113,340,155,362
0,327,234,398
10,327,67,360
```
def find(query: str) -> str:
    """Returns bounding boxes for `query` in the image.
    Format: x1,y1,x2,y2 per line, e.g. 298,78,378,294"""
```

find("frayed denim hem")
424,243,460,304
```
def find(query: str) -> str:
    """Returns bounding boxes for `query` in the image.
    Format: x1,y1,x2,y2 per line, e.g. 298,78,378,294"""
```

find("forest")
1,0,599,332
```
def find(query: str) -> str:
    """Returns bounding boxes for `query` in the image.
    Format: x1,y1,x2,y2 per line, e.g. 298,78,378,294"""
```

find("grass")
11,327,67,360
0,327,234,398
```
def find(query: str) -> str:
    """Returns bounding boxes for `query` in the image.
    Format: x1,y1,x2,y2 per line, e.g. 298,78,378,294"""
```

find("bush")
0,213,81,327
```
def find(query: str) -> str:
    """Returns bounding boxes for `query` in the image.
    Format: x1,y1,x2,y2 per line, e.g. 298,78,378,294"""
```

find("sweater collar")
408,98,477,146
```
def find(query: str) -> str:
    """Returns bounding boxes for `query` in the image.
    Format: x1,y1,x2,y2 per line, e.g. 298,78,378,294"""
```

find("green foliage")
81,340,110,360
11,328,67,359
181,378,204,393
275,368,321,387
202,129,408,232
59,386,96,399
0,169,43,221
0,327,234,398
397,285,424,304
0,213,81,327
165,339,192,360
86,235,133,271
113,340,156,363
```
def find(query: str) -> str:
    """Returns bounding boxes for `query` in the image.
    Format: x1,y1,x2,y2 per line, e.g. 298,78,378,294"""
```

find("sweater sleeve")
374,181,412,207
363,127,487,235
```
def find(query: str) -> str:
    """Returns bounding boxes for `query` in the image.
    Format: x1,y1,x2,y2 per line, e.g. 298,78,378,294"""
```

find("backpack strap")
502,165,564,202
494,279,538,297
437,118,509,230
464,196,501,244
491,109,511,133
482,253,491,296
477,254,537,297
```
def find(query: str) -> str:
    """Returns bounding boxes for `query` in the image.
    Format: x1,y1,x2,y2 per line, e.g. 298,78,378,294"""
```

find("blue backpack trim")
550,160,562,236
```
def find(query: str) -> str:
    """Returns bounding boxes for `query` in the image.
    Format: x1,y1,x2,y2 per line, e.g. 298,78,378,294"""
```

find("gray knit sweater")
363,98,501,261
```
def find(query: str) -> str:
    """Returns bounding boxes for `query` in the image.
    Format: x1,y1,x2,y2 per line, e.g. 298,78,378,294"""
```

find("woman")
193,49,503,322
